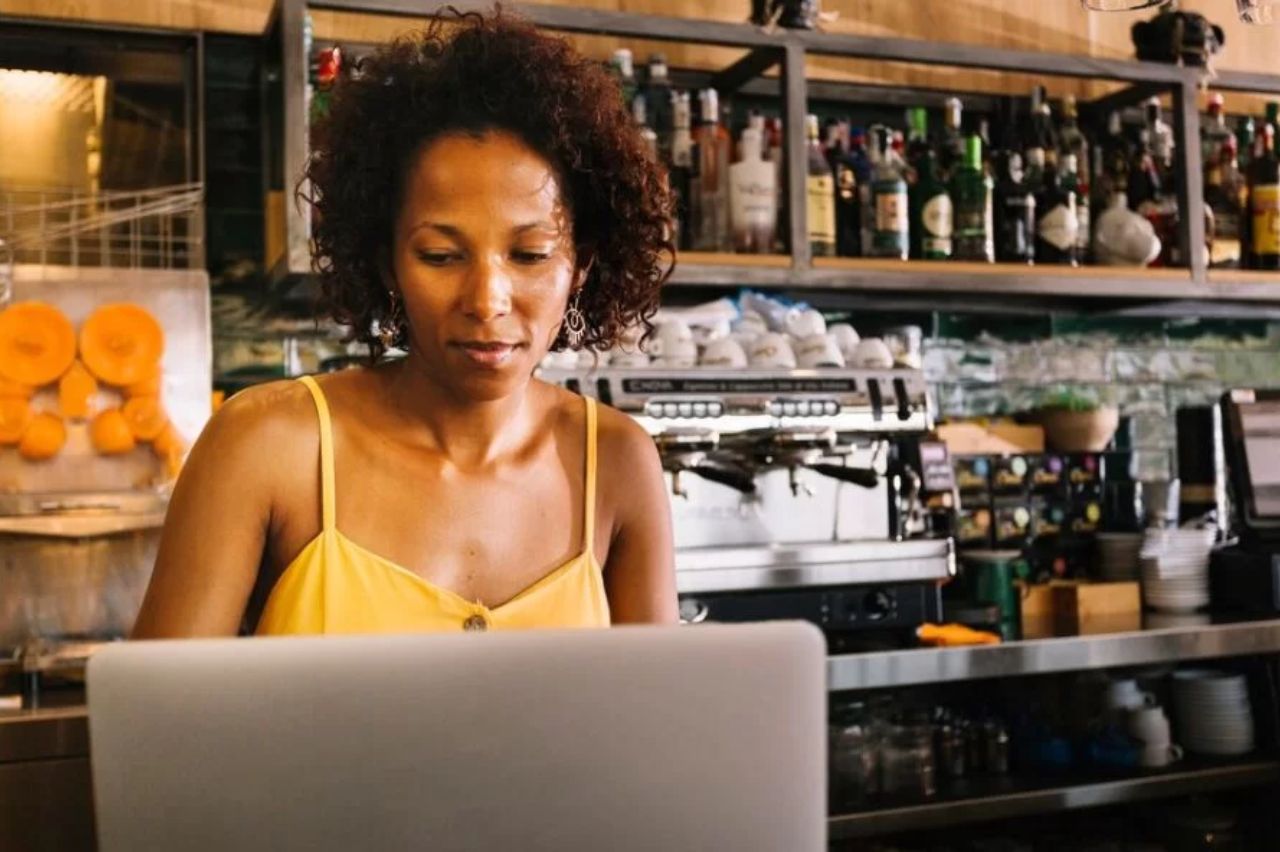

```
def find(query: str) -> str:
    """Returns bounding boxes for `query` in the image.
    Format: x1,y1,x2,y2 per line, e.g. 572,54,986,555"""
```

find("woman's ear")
572,253,595,293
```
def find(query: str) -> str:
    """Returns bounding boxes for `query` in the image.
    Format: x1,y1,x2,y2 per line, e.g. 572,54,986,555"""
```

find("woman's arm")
131,385,297,638
598,410,678,624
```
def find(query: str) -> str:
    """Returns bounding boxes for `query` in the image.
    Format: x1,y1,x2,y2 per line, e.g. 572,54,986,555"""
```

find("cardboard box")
937,421,1046,456
1016,580,1142,638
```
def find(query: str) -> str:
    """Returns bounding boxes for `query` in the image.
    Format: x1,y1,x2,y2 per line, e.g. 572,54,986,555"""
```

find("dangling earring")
379,291,404,349
563,290,586,349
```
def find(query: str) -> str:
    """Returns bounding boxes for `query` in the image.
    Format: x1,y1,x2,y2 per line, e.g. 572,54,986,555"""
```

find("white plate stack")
1097,532,1144,581
1139,527,1216,613
1172,670,1256,756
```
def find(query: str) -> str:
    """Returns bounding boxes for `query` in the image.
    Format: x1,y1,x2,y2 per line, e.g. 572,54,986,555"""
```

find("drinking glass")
1080,0,1170,9
1238,0,1279,24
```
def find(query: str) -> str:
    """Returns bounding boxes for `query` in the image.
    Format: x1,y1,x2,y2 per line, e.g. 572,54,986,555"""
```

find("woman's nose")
462,255,513,320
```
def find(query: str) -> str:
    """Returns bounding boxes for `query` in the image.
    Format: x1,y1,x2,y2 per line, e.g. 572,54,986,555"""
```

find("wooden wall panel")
2,0,1276,106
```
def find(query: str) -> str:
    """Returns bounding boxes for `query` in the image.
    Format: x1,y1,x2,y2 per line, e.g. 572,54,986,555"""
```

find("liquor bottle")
1238,117,1256,174
952,135,994,262
729,123,777,254
1029,86,1058,168
1250,123,1280,270
1034,152,1079,266
908,128,953,260
905,107,932,169
939,97,966,179
670,92,695,251
1202,94,1233,166
1206,135,1246,268
869,125,909,260
1059,95,1091,261
632,94,658,162
805,114,837,258
693,89,730,252
1060,153,1089,263
831,126,863,257
609,49,636,108
1268,102,1280,141
764,117,786,252
642,54,673,163
1142,99,1181,267
994,149,1035,264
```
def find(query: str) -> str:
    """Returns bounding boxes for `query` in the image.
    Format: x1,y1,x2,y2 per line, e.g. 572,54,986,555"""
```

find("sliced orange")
89,408,137,455
0,376,34,399
123,364,163,398
151,422,186,458
58,359,98,420
0,301,77,387
18,413,66,460
122,396,168,441
0,398,33,445
79,303,165,387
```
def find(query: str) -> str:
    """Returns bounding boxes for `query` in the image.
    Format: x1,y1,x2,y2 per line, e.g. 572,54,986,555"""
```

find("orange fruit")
89,408,137,455
151,422,186,458
122,396,168,441
79,303,164,387
18,413,66,460
124,365,163,398
0,301,77,387
0,376,34,399
0,398,33,445
58,359,98,420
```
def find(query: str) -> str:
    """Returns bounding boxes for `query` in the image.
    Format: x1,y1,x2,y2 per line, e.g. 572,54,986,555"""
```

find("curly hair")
302,9,675,359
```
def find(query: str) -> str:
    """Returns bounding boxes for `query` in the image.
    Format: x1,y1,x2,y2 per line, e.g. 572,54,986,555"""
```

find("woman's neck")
381,356,539,467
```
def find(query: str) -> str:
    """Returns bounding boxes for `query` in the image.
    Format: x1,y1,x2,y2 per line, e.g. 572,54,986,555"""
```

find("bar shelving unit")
263,0,1280,313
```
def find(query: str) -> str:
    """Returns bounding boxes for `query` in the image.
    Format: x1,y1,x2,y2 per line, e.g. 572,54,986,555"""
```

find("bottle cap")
907,107,928,138
611,49,633,79
739,125,763,161
806,114,820,140
699,89,720,124
1208,93,1225,113
965,134,983,169
944,97,962,129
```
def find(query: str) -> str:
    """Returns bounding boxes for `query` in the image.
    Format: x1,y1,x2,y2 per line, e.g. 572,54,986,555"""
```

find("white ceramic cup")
700,337,749,369
1140,742,1183,768
794,334,846,369
828,323,860,358
1107,679,1158,711
748,332,797,369
608,347,651,369
785,307,827,339
849,337,895,370
1127,705,1172,746
653,339,698,369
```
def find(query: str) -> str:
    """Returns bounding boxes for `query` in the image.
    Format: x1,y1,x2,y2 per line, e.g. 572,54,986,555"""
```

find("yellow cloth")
255,376,610,635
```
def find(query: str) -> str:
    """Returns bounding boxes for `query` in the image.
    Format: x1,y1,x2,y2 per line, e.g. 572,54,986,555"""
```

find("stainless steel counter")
828,617,1280,691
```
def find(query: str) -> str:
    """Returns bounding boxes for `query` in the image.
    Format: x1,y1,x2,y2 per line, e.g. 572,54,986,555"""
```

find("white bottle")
729,124,778,254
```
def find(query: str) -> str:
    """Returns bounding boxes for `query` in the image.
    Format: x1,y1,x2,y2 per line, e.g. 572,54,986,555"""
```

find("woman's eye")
513,251,552,264
416,251,459,266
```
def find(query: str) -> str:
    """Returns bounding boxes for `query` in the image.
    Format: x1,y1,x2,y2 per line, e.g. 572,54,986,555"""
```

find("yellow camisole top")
255,376,611,635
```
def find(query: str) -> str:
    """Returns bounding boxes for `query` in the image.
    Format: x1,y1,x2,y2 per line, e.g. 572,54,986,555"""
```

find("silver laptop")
88,622,826,851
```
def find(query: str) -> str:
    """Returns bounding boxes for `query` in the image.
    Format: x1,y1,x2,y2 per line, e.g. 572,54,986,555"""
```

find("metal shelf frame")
264,0,1280,309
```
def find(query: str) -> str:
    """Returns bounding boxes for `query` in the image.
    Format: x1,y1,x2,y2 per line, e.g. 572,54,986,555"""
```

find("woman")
132,11,677,637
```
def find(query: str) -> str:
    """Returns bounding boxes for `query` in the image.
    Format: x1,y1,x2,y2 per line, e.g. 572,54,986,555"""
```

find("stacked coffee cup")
1108,678,1183,769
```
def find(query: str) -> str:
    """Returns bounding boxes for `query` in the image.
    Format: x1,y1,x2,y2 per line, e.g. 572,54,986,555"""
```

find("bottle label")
806,174,836,245
926,195,957,252
837,164,857,201
874,185,909,257
1038,202,1079,251
1253,184,1280,256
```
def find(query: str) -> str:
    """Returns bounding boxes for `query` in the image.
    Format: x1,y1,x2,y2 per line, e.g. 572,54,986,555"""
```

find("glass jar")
881,725,936,798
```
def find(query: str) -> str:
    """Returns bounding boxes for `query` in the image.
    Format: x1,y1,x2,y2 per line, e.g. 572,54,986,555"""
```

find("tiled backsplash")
922,318,1280,482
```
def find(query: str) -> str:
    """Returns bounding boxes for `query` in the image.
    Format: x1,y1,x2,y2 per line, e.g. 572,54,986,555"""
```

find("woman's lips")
452,341,520,367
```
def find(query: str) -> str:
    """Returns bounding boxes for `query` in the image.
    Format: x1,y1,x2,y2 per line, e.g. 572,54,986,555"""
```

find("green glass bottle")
908,132,952,260
951,135,994,262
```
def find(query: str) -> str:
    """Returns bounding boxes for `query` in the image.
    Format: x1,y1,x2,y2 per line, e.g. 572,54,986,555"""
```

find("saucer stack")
1172,669,1256,756
1097,532,1144,582
1140,527,1215,613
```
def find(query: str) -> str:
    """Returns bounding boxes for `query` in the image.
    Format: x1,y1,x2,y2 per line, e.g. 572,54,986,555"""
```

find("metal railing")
0,182,205,277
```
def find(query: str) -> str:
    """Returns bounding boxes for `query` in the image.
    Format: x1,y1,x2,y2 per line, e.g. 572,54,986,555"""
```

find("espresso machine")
540,365,955,650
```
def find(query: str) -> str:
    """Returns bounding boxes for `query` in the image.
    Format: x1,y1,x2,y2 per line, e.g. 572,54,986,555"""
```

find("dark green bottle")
951,135,994,262
908,129,952,260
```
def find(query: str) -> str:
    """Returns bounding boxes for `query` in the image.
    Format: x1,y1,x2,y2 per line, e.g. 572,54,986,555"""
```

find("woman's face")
388,130,578,401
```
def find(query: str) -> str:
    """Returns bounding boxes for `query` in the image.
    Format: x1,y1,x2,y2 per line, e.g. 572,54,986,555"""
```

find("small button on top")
782,402,797,417
463,614,488,632
677,403,693,417
662,403,680,418
692,402,708,417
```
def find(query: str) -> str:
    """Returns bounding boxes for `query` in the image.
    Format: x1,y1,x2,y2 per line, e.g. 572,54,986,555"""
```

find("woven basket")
1039,406,1120,453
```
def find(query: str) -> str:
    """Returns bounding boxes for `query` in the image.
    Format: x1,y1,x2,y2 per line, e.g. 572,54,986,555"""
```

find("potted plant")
1036,387,1120,453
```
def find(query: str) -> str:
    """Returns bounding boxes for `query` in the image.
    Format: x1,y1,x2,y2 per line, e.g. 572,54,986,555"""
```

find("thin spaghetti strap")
583,396,598,555
297,376,336,531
